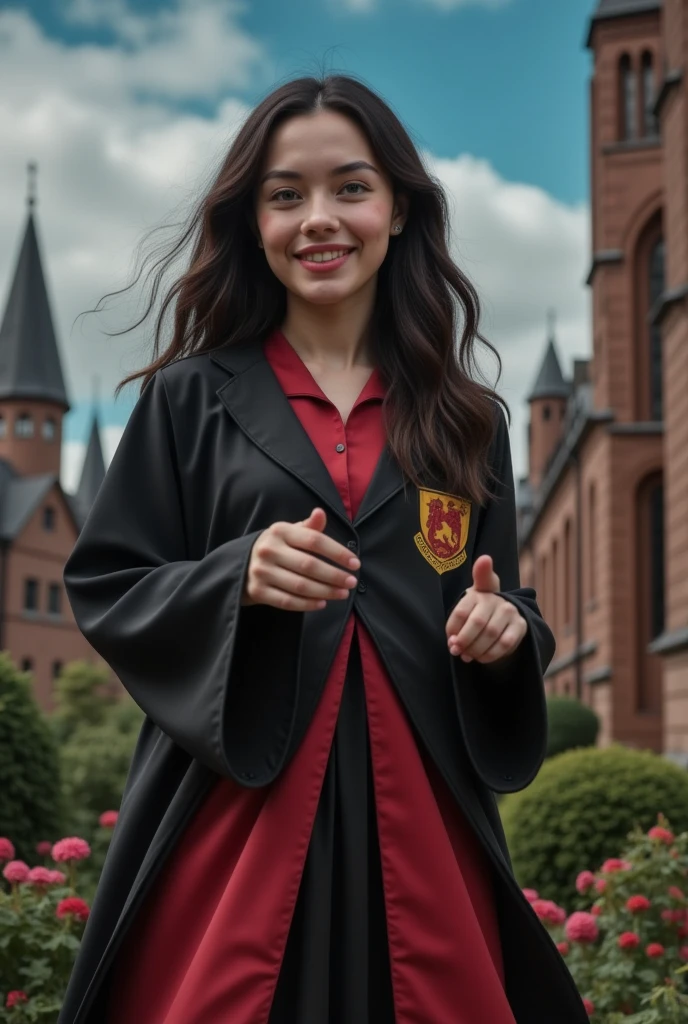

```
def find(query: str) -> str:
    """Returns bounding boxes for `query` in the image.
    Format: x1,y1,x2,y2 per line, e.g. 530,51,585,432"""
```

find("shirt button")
335,443,346,453
357,580,367,594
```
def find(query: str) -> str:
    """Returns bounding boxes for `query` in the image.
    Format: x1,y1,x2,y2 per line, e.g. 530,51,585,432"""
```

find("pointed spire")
0,166,69,408
75,386,105,515
527,309,571,402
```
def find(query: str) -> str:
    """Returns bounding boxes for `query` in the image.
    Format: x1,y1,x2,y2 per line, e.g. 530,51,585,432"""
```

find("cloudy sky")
0,0,596,490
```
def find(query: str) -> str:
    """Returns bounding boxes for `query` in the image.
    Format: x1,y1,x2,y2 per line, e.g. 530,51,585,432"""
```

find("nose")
300,194,340,236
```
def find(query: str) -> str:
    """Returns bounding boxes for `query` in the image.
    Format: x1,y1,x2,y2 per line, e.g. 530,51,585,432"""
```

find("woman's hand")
242,507,361,611
446,554,527,664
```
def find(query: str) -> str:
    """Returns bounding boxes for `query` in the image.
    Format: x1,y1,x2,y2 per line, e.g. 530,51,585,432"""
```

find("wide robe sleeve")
451,403,553,794
62,370,302,786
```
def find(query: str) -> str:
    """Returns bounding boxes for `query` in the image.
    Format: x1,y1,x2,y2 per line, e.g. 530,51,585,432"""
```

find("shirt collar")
263,329,387,403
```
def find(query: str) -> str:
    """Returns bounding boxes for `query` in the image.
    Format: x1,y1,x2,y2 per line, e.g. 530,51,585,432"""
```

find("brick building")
518,0,688,760
0,185,106,710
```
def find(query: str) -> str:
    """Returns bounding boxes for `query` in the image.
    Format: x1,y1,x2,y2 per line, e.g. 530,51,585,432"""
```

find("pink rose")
565,911,599,944
576,871,595,894
51,837,91,863
46,869,67,886
582,997,595,1016
591,904,603,916
5,991,28,1009
618,931,640,949
2,860,29,884
648,826,674,845
98,810,119,829
646,942,665,958
522,888,539,903
556,941,570,956
601,858,632,873
531,899,567,925
594,879,607,894
626,894,651,913
35,841,53,857
0,837,15,862
56,897,90,922
27,866,54,886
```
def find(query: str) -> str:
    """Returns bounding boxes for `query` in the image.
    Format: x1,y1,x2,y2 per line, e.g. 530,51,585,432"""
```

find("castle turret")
527,312,571,492
0,165,70,477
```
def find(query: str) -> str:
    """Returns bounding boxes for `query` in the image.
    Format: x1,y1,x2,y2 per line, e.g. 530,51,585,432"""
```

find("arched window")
551,537,559,635
14,414,34,438
564,518,574,628
642,51,658,137
619,54,637,141
648,238,665,420
543,404,551,422
635,473,664,712
42,417,56,441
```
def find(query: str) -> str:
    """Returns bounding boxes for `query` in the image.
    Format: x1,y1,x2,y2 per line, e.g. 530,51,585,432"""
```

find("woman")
59,75,588,1023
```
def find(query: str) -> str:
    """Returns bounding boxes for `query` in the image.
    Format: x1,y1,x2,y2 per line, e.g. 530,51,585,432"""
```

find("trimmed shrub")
500,745,688,909
0,653,63,860
50,660,116,745
546,695,600,758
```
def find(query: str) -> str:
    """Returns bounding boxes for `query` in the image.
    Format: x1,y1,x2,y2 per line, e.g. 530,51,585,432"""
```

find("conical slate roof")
75,412,105,516
528,338,571,402
0,212,69,408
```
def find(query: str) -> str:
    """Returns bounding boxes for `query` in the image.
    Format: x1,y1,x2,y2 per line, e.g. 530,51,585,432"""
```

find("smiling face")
255,109,405,311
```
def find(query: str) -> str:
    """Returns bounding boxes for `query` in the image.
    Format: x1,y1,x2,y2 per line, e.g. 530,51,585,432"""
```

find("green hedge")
0,653,63,860
546,695,600,758
500,744,688,909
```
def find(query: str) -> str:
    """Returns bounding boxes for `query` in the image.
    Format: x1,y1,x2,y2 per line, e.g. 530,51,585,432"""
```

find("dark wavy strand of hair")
93,73,509,505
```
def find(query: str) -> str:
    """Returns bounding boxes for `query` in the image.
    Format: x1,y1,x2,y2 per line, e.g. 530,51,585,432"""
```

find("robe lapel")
210,338,408,530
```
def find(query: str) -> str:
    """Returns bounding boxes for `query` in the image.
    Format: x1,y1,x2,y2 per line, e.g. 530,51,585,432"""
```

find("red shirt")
108,330,516,1024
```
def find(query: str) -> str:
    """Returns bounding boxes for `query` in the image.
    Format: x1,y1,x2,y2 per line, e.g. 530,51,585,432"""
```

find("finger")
471,555,500,593
253,564,355,604
272,546,360,593
450,598,500,654
454,604,513,661
281,521,361,570
445,591,477,639
474,622,526,664
300,507,327,530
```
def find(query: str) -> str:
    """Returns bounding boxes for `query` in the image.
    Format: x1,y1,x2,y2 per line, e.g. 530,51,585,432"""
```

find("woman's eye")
272,189,300,202
340,182,367,195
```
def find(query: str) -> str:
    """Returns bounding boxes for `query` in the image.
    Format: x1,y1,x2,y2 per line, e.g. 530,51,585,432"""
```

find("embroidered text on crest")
414,490,471,574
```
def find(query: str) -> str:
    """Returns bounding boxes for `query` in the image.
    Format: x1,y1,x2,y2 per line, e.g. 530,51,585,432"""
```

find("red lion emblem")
424,497,464,559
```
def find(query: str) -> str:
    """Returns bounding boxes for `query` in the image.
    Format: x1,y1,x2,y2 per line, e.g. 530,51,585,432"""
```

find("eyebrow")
260,160,380,185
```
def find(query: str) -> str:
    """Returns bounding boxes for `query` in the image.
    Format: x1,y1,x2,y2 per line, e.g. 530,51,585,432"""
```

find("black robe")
58,337,589,1023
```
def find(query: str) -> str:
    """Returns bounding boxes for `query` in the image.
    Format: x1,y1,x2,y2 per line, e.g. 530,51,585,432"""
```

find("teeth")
300,250,349,263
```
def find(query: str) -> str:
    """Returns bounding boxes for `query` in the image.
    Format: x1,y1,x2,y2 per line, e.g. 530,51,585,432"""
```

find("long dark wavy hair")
102,74,509,505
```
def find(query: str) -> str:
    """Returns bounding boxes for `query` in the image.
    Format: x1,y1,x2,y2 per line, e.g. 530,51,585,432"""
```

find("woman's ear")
391,192,409,234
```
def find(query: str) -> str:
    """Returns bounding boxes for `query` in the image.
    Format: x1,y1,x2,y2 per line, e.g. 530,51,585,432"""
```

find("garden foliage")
546,695,600,758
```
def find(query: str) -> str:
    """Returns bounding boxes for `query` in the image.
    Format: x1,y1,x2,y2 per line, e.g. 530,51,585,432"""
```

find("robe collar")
209,333,406,529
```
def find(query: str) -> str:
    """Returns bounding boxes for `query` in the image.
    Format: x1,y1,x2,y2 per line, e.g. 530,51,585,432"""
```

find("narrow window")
564,518,574,627
15,414,34,439
636,473,664,712
21,657,33,673
649,482,665,638
648,238,665,420
42,417,56,441
551,538,559,634
24,578,38,612
43,506,56,531
642,52,658,137
543,404,551,422
52,660,63,680
619,54,637,140
0,416,7,439
588,483,597,601
48,583,61,615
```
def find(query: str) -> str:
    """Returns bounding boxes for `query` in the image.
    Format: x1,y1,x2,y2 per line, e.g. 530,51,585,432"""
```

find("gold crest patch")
414,489,471,574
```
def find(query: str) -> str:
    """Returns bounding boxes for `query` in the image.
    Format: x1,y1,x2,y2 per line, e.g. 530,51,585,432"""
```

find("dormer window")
15,414,34,439
42,417,56,441
43,506,56,531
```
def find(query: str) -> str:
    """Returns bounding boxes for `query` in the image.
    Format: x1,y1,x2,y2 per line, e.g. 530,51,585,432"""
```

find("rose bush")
0,812,118,1021
526,814,688,1022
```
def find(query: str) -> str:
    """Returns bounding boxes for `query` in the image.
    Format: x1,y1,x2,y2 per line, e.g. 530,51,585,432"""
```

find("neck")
281,284,376,371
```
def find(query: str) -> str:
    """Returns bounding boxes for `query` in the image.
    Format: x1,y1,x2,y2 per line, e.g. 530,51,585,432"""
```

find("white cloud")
0,3,588,491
